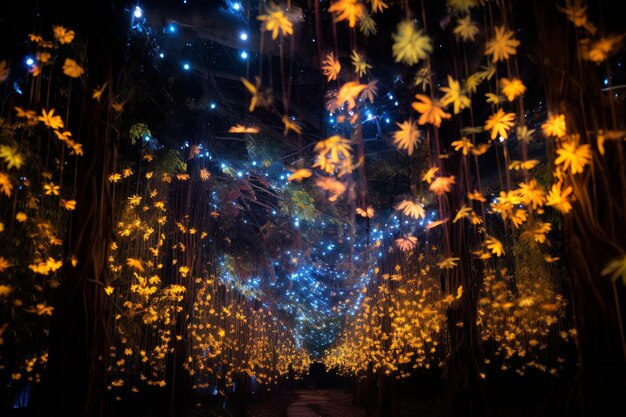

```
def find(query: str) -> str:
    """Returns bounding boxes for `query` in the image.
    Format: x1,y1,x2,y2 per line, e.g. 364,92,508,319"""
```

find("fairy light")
133,6,143,18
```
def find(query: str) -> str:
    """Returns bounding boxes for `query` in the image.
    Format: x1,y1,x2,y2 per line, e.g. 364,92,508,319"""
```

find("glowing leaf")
429,175,455,195
392,119,421,156
412,94,451,127
485,26,520,63
329,0,365,28
229,124,260,134
555,135,592,174
500,77,526,102
601,255,626,285
257,6,294,39
288,169,312,182
396,200,426,220
322,52,341,82
484,109,515,140
542,114,567,138
440,75,471,114
392,21,432,66
485,236,505,257
62,58,84,78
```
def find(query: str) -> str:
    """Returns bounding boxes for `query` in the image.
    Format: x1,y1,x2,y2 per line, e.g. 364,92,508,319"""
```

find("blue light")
183,63,190,70
388,93,394,99
133,6,143,18
604,78,609,86
329,118,335,123
237,171,243,177
233,2,241,10
25,57,34,66
240,32,248,41
144,136,151,142
159,52,164,58
168,24,176,33
240,51,248,59
209,102,217,109
385,118,390,124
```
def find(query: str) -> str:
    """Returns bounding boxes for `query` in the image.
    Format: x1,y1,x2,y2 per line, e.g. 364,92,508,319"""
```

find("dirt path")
285,389,366,417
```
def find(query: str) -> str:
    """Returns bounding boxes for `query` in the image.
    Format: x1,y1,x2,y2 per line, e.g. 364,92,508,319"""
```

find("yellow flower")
392,21,432,66
484,109,515,140
485,26,520,63
440,75,470,114
329,0,365,28
16,212,27,222
555,136,592,174
53,25,75,44
412,94,451,127
601,255,626,285
453,15,479,42
542,114,567,138
257,7,293,39
500,77,526,102
38,108,64,130
62,58,85,78
321,52,341,82
392,119,422,156
546,182,573,214
0,145,24,170
104,286,115,296
351,50,371,77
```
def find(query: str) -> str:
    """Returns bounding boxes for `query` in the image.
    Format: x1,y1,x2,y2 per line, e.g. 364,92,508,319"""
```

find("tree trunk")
40,2,127,416
444,218,485,417
533,1,626,415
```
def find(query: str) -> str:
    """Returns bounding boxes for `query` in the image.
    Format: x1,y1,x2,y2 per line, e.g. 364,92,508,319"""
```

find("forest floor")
247,388,366,417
